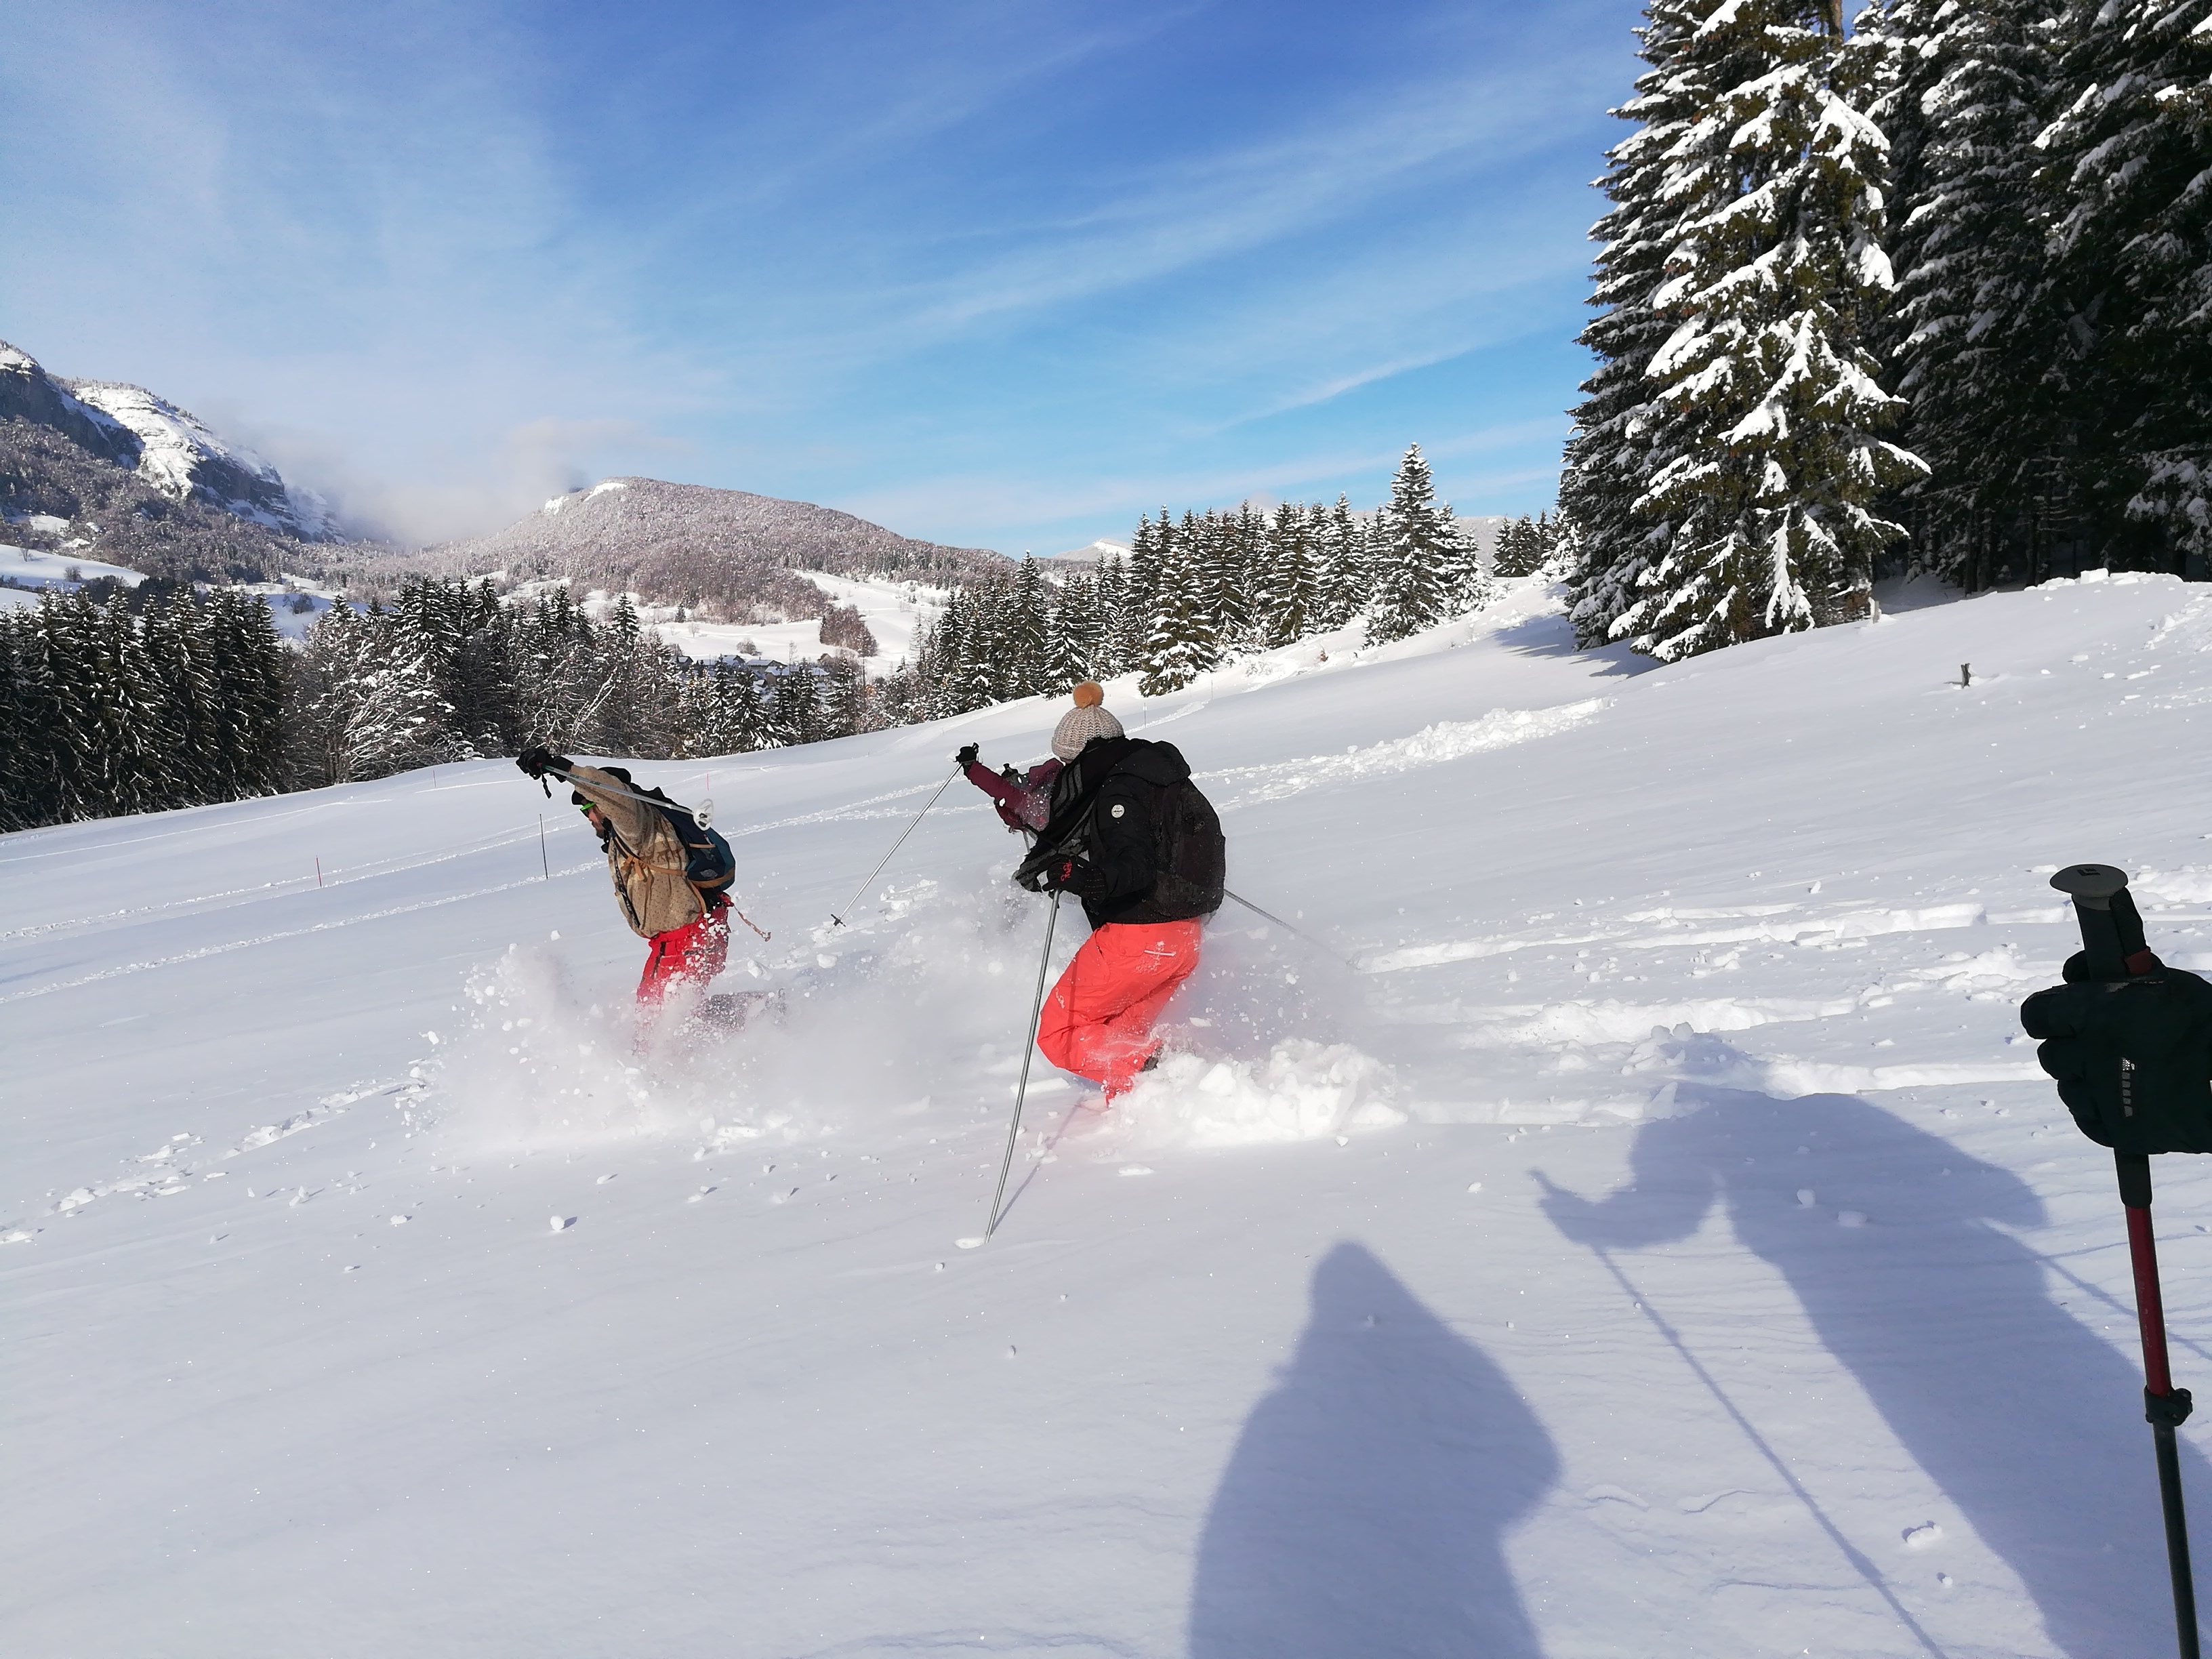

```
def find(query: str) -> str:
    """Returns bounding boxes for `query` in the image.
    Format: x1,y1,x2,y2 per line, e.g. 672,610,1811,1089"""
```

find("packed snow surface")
9,572,2212,1656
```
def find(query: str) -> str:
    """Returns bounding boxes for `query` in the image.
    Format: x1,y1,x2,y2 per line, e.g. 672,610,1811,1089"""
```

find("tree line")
898,444,1543,718
1561,0,2211,663
0,578,890,832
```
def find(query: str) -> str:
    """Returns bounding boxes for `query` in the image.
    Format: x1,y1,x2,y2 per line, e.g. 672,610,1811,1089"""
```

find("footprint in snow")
1677,1490,1743,1513
1585,1485,1649,1509
1903,1521,1944,1549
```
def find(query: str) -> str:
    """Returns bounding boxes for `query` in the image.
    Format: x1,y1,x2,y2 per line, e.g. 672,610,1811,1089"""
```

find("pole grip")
2053,863,2156,977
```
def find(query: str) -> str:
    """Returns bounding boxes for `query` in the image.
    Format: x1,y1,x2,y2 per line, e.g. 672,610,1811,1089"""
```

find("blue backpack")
638,785,737,901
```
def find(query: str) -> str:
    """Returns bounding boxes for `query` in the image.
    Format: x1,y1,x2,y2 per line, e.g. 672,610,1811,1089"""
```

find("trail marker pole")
985,893,1062,1240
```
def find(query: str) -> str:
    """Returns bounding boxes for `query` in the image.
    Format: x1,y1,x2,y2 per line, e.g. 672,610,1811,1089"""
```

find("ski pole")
2053,863,2201,1659
829,762,960,927
985,892,1062,1240
541,764,716,827
1223,887,1357,971
2121,1150,2200,1659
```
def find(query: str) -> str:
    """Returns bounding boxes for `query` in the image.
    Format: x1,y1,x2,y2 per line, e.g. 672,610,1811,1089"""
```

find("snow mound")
1105,1039,1403,1149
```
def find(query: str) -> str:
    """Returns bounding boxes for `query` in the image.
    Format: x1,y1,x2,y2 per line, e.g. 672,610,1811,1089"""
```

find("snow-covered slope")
7,575,2212,1657
651,569,947,670
0,543,148,590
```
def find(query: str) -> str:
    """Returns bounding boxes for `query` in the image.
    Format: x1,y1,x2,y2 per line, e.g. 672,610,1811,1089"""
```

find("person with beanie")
514,747,731,1008
954,680,1124,833
956,684,1225,1105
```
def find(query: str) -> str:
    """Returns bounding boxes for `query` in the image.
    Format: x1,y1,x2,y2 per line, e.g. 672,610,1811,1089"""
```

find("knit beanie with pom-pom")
1050,681,1124,760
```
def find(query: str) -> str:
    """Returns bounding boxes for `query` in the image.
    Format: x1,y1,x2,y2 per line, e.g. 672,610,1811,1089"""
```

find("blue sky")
2,0,1646,552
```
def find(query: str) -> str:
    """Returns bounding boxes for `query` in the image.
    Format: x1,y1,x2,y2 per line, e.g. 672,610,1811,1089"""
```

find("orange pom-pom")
1071,681,1105,708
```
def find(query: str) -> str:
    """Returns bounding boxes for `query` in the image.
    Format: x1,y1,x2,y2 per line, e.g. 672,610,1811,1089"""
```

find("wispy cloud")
0,0,1633,548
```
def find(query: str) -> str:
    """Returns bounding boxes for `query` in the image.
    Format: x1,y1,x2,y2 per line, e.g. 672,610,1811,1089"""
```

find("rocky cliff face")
0,342,142,470
60,377,331,541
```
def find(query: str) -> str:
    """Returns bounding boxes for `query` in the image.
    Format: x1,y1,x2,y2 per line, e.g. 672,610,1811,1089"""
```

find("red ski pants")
1037,919,1204,1098
637,901,731,1005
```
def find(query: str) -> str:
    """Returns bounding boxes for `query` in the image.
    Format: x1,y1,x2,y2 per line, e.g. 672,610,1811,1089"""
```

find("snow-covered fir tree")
1261,502,1322,646
1140,517,1214,695
1863,0,2076,588
1366,446,1474,644
1494,516,1551,577
1314,495,1368,627
1559,0,1719,649
1614,0,1925,662
2037,0,2212,567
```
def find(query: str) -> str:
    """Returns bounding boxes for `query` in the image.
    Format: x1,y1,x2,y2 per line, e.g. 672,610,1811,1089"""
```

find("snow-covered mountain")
9,573,2211,1654
0,339,333,542
434,474,1006,626
60,376,333,541
0,340,141,468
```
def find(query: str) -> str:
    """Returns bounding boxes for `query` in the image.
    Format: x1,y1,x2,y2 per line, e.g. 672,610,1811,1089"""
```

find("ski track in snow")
0,863,602,1004
1202,697,1610,809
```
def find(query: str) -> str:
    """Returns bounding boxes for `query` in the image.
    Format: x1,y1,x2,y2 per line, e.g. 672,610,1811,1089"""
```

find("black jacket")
1034,737,1195,929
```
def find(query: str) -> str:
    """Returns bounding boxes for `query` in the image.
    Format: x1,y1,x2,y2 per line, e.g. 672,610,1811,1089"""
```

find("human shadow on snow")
1540,1084,2209,1659
1187,1241,1556,1658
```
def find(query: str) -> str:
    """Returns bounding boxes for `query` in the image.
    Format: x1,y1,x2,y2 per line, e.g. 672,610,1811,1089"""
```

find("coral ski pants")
637,900,731,1004
1037,918,1204,1098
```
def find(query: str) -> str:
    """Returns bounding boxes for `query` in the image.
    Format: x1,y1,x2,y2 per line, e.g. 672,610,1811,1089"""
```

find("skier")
959,684,1225,1104
514,747,732,1008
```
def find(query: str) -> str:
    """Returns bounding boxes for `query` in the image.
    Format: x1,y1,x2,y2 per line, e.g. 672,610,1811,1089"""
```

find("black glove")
516,746,573,780
955,743,980,768
1052,857,1106,898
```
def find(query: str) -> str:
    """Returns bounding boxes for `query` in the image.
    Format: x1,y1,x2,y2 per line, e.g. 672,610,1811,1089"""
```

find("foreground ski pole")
1222,888,1357,971
830,763,960,928
2045,863,2202,1659
985,893,1062,1240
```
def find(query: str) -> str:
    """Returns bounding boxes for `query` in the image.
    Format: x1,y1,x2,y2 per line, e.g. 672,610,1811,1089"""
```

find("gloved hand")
955,743,980,769
1051,857,1106,898
516,746,573,779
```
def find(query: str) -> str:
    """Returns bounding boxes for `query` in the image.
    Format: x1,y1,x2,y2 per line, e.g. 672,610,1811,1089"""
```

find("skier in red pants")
960,684,1224,1103
516,748,733,1010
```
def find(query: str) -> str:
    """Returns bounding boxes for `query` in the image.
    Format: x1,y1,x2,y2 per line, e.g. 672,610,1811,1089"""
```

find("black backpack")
1012,738,1224,920
1141,767,1225,921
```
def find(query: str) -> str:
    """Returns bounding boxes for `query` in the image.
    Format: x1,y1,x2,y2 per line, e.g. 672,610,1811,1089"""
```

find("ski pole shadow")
1539,1082,2211,1659
987,1097,1087,1232
1187,1241,1556,1658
